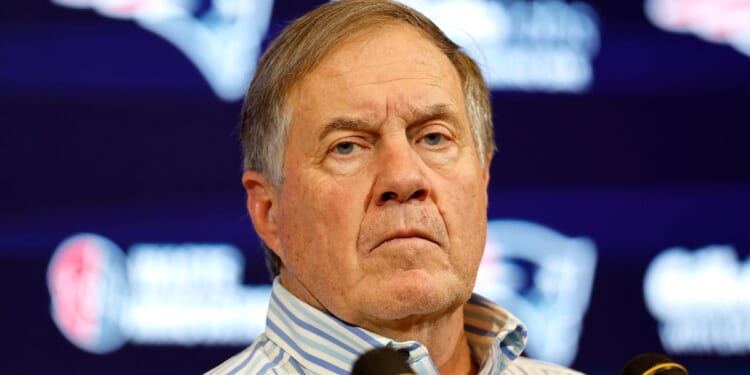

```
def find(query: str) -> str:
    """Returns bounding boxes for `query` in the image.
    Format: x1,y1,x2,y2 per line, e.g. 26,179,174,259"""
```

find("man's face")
259,25,489,329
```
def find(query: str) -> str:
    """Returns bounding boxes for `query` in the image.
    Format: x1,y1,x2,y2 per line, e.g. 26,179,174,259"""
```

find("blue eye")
333,142,356,155
422,133,444,146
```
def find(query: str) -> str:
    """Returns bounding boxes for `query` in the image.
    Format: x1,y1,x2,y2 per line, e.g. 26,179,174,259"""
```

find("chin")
364,271,470,320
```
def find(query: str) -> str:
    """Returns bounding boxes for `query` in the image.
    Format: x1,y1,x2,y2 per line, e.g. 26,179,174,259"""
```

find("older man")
208,0,583,374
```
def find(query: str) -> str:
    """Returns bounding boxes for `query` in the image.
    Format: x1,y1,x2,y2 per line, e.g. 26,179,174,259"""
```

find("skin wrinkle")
360,203,448,256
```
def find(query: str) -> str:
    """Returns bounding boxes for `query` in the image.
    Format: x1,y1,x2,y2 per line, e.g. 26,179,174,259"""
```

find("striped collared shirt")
207,278,584,374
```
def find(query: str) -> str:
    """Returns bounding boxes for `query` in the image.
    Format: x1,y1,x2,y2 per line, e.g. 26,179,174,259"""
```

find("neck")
437,326,477,375
364,306,477,375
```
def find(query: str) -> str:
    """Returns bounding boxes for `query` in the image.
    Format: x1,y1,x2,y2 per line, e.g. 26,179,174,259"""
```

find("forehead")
318,24,451,76
286,24,466,126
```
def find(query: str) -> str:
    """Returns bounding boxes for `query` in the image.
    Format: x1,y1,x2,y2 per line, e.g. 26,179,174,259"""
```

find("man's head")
241,0,495,330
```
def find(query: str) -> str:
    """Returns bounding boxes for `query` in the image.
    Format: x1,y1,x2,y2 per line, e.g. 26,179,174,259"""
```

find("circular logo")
47,233,129,354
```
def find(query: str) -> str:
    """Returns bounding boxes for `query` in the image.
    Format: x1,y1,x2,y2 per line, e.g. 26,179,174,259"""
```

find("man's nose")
372,140,431,206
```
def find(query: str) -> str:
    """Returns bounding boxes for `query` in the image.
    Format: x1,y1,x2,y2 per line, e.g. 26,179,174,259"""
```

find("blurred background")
2,0,749,374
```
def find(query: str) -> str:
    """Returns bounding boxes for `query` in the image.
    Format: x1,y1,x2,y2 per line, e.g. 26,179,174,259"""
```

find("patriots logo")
52,0,275,101
475,220,597,366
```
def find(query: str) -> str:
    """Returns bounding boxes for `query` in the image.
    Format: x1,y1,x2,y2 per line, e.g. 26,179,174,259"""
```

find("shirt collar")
463,294,528,373
264,277,527,374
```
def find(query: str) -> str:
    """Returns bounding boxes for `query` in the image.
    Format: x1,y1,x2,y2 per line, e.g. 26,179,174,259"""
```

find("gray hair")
240,0,495,277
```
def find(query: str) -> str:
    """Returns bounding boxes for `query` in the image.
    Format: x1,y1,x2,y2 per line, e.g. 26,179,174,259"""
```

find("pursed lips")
371,228,441,252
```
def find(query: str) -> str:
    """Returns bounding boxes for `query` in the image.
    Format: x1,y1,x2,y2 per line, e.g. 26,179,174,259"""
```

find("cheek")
278,171,368,267
440,167,487,221
440,171,488,270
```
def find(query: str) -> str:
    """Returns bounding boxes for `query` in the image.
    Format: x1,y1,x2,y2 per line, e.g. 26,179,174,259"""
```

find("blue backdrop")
2,1,749,374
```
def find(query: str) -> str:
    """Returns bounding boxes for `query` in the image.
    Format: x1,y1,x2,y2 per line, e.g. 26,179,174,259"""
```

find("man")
209,0,584,374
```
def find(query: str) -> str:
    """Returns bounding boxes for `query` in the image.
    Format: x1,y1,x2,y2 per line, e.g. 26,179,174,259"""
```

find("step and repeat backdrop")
2,1,749,374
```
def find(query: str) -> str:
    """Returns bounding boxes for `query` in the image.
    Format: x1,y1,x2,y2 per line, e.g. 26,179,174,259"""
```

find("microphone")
621,353,688,375
352,347,416,375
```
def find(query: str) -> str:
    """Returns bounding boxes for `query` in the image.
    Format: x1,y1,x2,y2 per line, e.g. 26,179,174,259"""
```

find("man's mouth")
373,229,441,251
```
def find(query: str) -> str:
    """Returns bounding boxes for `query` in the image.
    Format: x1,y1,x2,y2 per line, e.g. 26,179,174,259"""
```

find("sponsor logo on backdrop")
474,220,597,367
645,0,750,57
52,0,599,101
399,0,600,92
645,245,750,355
47,234,129,353
47,233,270,354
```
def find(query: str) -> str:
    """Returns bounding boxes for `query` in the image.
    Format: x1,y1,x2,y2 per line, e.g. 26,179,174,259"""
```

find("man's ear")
483,155,492,188
482,157,492,206
242,171,282,255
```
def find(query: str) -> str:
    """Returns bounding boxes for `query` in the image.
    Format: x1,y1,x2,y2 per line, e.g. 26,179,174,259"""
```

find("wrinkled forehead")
287,25,465,128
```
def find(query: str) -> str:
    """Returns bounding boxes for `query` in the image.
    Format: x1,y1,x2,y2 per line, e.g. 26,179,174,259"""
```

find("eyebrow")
317,103,459,142
410,103,458,127
317,117,373,143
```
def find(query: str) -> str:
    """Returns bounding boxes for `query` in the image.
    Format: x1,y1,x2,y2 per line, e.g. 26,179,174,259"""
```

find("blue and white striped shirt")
207,278,584,374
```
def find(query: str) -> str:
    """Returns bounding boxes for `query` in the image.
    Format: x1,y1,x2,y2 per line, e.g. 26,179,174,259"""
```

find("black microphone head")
621,353,688,375
352,347,415,375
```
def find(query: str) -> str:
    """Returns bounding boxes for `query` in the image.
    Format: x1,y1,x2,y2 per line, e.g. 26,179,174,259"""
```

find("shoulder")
204,335,307,375
505,356,586,375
